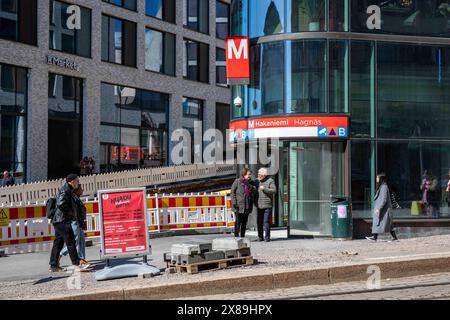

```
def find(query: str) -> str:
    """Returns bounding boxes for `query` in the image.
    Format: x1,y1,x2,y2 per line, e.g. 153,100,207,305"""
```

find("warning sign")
0,209,9,227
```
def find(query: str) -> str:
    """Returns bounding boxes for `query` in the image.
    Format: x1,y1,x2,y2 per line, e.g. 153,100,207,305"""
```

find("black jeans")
234,213,249,238
257,208,272,240
49,222,80,267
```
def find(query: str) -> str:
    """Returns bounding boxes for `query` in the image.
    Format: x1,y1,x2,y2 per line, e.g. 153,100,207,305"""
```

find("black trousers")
257,208,272,240
234,213,249,238
49,222,80,267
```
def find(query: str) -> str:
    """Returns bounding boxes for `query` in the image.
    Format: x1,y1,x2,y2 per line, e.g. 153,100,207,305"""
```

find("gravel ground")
1,234,450,300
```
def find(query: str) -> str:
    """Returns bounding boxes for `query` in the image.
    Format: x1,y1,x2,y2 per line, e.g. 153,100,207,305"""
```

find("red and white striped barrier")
0,193,234,254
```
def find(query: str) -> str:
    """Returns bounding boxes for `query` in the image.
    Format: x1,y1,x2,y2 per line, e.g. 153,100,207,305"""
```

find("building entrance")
279,141,347,236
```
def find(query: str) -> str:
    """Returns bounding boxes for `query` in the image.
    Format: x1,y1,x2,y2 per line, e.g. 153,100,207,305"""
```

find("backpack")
46,197,57,219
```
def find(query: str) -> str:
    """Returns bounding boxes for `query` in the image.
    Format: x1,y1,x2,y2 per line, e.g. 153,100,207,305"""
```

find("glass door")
288,141,345,236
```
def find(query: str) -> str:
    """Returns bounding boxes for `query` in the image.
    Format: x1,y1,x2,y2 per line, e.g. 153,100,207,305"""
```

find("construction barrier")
0,193,235,254
0,163,236,205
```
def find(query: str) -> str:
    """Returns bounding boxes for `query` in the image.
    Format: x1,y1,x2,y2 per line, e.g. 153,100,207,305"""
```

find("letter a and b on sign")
226,36,250,85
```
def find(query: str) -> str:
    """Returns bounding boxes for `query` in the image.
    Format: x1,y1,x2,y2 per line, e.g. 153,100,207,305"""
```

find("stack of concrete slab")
212,237,251,259
164,238,252,266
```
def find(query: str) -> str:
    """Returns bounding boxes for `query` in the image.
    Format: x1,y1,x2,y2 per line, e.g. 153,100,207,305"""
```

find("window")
290,0,326,32
249,41,285,115
0,63,27,183
49,1,91,58
216,48,227,86
182,97,204,163
377,43,450,139
249,0,284,38
0,0,37,45
378,141,450,218
102,0,137,11
329,40,349,113
183,39,209,83
145,0,175,23
350,41,374,139
216,0,229,39
100,83,169,172
145,28,175,76
183,0,209,34
351,0,450,37
230,0,248,36
48,73,83,179
48,74,82,119
102,15,136,67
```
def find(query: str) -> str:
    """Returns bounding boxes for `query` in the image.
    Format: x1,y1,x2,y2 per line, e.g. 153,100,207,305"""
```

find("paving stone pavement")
177,272,450,300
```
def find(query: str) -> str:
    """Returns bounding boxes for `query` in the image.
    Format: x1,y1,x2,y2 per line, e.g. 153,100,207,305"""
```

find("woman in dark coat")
231,167,256,238
366,173,399,242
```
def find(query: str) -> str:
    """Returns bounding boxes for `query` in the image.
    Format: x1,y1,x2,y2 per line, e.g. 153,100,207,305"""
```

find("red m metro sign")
226,36,250,85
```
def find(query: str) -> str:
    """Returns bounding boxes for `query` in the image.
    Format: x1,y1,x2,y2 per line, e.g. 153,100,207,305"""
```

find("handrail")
0,163,236,205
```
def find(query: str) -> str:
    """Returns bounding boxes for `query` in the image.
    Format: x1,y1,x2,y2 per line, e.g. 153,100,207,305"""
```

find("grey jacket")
372,183,393,234
52,183,78,224
256,177,276,209
231,178,256,214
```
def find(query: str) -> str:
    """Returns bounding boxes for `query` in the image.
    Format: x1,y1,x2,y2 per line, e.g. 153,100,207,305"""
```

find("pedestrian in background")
59,185,91,269
79,157,89,176
366,173,399,242
231,167,256,238
1,171,15,187
255,168,277,242
49,174,89,272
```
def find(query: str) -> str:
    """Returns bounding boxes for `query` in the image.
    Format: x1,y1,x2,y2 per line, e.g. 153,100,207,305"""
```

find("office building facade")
0,0,231,182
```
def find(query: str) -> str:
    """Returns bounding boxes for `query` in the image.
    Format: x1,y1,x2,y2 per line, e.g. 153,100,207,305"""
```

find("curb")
51,255,450,300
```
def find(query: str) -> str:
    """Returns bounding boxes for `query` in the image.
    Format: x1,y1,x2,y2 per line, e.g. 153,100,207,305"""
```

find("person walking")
366,173,399,242
231,168,256,238
255,168,277,242
49,174,88,272
59,185,91,268
1,171,15,187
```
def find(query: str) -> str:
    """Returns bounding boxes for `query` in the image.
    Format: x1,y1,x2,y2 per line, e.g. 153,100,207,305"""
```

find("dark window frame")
0,0,37,46
145,0,176,24
0,62,28,182
183,38,210,84
102,0,137,12
215,0,230,39
49,0,92,58
145,26,176,76
101,14,137,68
184,0,210,35
100,82,170,171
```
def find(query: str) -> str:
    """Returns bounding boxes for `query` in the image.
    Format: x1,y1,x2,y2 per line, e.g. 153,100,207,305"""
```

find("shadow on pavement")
33,276,69,285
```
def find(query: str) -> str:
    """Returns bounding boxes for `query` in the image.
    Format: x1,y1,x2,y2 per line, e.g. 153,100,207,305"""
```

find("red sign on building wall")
226,36,250,84
99,188,150,259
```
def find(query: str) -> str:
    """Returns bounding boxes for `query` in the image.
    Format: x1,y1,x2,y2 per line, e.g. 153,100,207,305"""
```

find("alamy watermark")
170,121,280,175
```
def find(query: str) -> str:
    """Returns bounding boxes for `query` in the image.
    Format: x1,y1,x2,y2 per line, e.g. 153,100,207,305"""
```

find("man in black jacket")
49,174,84,272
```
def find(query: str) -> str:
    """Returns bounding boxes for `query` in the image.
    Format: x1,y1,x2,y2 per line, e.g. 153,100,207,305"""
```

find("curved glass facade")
232,0,450,236
232,39,348,118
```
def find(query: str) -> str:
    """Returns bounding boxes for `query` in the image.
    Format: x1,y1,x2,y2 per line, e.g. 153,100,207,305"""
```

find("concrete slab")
212,237,251,251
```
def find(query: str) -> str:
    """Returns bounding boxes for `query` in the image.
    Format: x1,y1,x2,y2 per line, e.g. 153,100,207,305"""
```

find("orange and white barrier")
0,193,235,254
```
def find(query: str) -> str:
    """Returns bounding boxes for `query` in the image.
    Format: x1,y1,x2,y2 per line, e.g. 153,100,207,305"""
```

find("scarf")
242,177,251,197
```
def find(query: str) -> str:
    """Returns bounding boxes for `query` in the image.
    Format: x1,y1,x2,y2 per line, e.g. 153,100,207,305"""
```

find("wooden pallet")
169,256,254,274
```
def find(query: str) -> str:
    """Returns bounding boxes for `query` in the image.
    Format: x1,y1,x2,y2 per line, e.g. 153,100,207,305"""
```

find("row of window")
0,0,229,48
233,0,450,39
1,0,228,85
233,40,450,142
0,62,230,180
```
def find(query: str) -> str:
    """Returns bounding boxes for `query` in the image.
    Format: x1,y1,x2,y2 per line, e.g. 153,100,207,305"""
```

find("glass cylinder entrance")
287,141,345,236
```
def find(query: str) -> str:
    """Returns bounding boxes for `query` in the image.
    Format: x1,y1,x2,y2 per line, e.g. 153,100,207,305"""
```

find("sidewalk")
1,233,450,299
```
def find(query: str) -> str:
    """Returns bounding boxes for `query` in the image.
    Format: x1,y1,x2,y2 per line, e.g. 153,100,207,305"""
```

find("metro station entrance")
277,141,348,237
